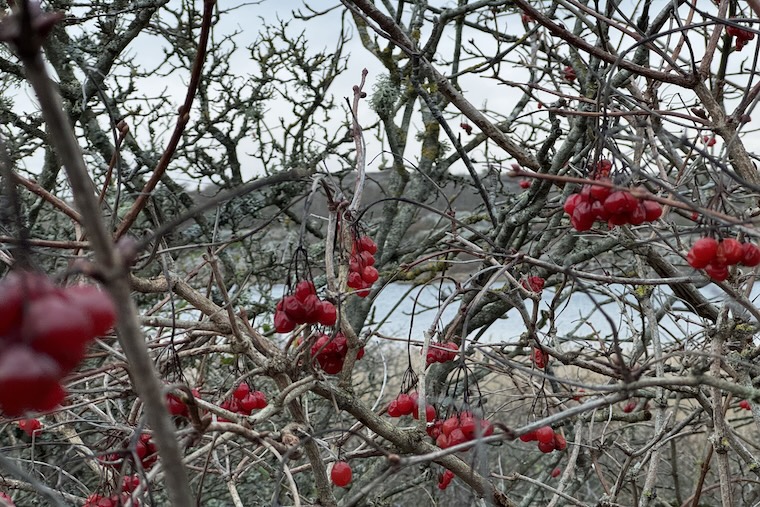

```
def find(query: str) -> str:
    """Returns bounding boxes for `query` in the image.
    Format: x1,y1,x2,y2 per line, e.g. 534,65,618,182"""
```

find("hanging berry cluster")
219,383,268,421
166,388,201,417
99,433,157,474
519,426,567,453
563,65,576,82
563,183,663,231
274,280,337,333
425,342,458,367
727,25,755,51
686,237,760,281
311,332,365,374
0,272,116,416
347,235,379,297
84,476,141,507
387,391,436,421
438,469,455,490
430,411,494,449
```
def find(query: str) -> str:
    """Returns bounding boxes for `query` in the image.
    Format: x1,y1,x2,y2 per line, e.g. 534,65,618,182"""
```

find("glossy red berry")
563,193,583,215
535,426,555,444
704,263,729,282
742,243,760,267
551,467,561,478
331,461,352,487
687,237,718,269
740,400,751,410
716,238,744,265
396,394,414,415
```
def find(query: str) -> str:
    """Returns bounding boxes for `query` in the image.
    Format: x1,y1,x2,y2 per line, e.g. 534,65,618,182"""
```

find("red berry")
233,383,250,400
387,400,402,417
563,193,583,215
628,203,647,226
589,181,611,202
622,401,636,413
531,347,546,369
64,285,116,336
554,433,567,451
460,122,473,135
563,65,576,81
18,418,42,437
641,200,662,221
274,310,295,333
293,280,316,301
742,243,760,267
519,179,531,189
740,400,751,410
716,238,744,265
361,266,379,284
357,236,377,254
535,426,555,444
347,271,364,289
442,417,460,437
521,276,545,292
704,263,729,282
436,433,450,449
438,469,455,490
570,201,595,231
519,431,537,442
538,440,556,453
315,301,337,327
604,191,638,215
282,295,307,322
396,394,414,415
23,293,94,372
331,461,352,487
687,237,718,269
551,467,561,478
0,345,63,416
166,393,188,417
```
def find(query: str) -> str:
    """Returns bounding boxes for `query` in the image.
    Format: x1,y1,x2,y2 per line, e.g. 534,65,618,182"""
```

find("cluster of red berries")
740,400,751,410
438,469,455,490
727,25,755,51
275,280,337,333
531,347,547,369
0,492,14,506
0,272,116,416
347,235,379,298
703,135,716,147
521,276,545,292
311,332,365,374
686,237,760,281
425,342,458,366
563,66,576,81
563,183,662,231
84,476,141,507
519,426,567,453
330,461,352,487
460,122,473,135
166,388,201,418
432,412,494,449
219,383,268,421
101,434,158,472
388,391,436,421
18,418,42,437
